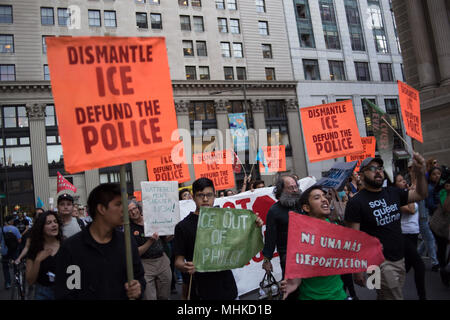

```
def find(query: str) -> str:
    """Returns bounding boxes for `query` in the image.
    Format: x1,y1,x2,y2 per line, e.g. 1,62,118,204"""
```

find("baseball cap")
57,193,74,204
359,157,384,173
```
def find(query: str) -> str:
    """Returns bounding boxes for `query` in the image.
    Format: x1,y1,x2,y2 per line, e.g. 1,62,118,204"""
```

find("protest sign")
193,150,235,190
285,213,385,279
193,207,264,272
228,113,248,151
316,161,358,191
300,100,363,162
345,136,376,171
57,171,77,193
147,153,190,184
133,191,142,202
258,145,286,174
141,181,180,236
46,37,179,173
398,81,423,143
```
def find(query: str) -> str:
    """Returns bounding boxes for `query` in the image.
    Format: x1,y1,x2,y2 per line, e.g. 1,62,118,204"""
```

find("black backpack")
2,229,19,256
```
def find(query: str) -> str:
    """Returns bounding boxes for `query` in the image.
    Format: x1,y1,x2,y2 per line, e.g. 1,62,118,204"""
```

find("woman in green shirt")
281,185,348,300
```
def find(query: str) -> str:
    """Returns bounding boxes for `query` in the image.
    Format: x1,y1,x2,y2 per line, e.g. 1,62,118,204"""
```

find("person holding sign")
344,153,428,300
173,177,263,300
55,183,145,300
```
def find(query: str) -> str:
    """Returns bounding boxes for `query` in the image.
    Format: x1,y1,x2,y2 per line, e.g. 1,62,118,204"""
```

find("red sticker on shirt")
133,231,139,236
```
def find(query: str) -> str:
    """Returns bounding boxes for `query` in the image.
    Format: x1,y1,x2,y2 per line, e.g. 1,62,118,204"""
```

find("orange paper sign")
147,153,191,184
345,136,376,171
134,191,142,202
398,81,423,143
258,145,286,173
300,100,364,162
46,37,179,173
193,150,235,190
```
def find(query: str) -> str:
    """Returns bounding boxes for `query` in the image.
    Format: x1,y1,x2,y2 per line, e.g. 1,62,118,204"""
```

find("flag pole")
119,164,134,299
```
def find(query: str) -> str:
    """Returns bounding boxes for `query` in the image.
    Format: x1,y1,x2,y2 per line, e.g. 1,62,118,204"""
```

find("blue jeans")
34,284,55,300
417,200,439,266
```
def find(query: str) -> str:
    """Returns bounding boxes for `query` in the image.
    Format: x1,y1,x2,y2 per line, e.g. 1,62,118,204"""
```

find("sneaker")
431,264,440,272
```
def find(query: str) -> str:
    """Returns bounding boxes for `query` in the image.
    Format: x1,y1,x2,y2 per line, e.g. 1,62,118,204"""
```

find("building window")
189,101,216,122
135,0,146,3
329,60,346,81
319,0,341,50
258,21,269,35
151,13,162,29
193,16,204,32
179,0,189,6
88,10,101,27
185,66,196,80
385,98,403,149
256,0,266,13
262,44,272,58
389,0,401,53
42,35,54,54
45,105,57,127
379,63,393,81
2,106,28,128
400,63,405,82
237,67,246,80
199,66,210,80
192,0,202,7
183,40,194,56
303,59,320,80
361,98,376,136
218,18,228,33
0,35,14,53
224,67,234,80
41,7,54,25
44,65,50,80
0,5,13,24
295,0,315,48
230,19,240,34
196,41,207,56
264,100,291,155
216,0,225,9
368,0,389,53
344,0,365,51
0,64,15,81
228,0,237,10
180,15,191,31
136,13,148,29
57,8,70,26
233,42,243,58
355,62,371,81
221,42,231,57
265,68,275,80
104,11,117,27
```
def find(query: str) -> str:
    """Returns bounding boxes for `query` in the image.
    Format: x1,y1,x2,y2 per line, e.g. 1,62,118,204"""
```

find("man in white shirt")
57,193,82,239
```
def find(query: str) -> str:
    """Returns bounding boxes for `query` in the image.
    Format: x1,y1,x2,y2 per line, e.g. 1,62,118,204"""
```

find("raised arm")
407,152,428,203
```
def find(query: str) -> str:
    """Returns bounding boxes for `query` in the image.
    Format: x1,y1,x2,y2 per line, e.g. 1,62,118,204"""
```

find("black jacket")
55,225,145,300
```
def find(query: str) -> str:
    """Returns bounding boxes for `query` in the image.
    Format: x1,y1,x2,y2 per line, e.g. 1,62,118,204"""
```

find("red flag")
57,171,77,193
285,212,384,279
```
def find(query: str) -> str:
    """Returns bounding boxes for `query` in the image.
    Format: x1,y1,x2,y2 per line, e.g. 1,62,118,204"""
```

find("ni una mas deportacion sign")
46,37,179,173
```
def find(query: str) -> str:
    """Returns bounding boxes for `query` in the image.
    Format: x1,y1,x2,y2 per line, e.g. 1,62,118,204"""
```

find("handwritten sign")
285,213,385,279
258,145,286,173
147,153,190,184
345,136,376,171
46,37,179,173
398,81,423,143
228,113,248,151
300,100,363,162
141,181,180,236
193,207,264,272
317,161,358,191
193,150,235,190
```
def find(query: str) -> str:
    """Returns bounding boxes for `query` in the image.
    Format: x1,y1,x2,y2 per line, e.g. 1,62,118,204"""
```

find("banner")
285,213,385,279
146,153,190,184
193,207,264,272
228,113,248,151
316,161,358,191
46,37,179,173
345,136,376,171
193,150,235,190
300,100,363,162
57,171,77,193
141,181,180,236
258,145,286,174
398,80,423,143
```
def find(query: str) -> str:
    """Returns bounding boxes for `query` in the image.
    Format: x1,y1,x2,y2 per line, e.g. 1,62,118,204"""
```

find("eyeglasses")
195,192,215,199
365,166,384,173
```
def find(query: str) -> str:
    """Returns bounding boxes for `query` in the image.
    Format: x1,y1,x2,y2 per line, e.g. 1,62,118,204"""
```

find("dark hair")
427,167,442,184
299,185,326,208
192,178,215,195
253,180,265,188
273,175,298,200
87,183,121,220
179,188,191,200
28,211,63,261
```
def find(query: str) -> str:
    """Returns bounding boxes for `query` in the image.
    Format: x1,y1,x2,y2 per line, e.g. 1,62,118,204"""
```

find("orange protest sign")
46,37,179,173
258,145,286,173
300,100,364,162
398,81,423,143
193,150,235,190
134,191,142,202
146,153,191,184
346,136,376,171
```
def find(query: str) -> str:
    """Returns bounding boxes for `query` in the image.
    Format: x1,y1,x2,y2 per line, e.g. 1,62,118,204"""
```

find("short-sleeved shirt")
173,212,238,300
1,225,22,256
299,274,347,300
130,222,165,259
14,218,29,234
62,217,82,240
344,186,409,261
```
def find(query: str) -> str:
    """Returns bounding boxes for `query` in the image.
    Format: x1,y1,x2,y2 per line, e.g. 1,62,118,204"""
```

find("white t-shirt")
62,217,82,239
401,202,419,234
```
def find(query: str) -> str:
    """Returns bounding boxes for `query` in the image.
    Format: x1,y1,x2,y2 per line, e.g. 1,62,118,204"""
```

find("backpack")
2,229,19,255
76,217,86,230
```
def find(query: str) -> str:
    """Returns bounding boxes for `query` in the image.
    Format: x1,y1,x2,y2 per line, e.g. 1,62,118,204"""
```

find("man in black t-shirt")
345,153,428,300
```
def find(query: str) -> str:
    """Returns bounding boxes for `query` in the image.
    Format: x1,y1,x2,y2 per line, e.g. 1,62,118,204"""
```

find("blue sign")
228,113,248,151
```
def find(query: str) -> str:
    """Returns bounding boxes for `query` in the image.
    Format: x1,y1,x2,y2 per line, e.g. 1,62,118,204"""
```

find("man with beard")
345,154,428,300
262,175,302,278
